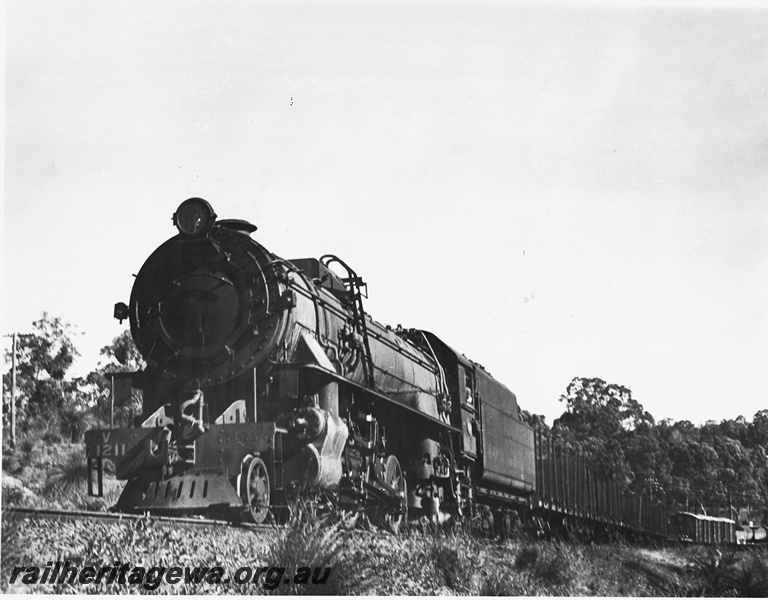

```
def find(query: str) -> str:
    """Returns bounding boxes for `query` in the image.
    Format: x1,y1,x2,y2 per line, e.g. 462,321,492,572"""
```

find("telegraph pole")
5,332,33,449
10,332,17,449
727,487,733,521
110,374,115,429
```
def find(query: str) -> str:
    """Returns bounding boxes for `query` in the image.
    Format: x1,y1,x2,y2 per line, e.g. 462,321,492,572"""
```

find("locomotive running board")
476,485,532,506
282,363,462,434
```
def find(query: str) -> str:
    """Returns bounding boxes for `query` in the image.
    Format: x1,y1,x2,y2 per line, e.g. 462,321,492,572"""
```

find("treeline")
2,313,144,446
524,377,768,524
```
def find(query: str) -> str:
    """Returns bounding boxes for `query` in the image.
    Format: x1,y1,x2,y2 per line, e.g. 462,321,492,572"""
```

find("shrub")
57,407,95,443
515,544,540,569
2,433,40,474
429,533,476,593
479,568,528,596
42,429,63,444
264,510,365,594
721,552,768,597
0,512,24,584
17,434,37,458
43,449,89,496
2,454,24,475
622,557,685,596
75,478,123,512
682,548,768,596
1,484,37,508
515,541,574,590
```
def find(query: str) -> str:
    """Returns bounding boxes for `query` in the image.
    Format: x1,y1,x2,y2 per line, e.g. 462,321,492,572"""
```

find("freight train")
83,199,729,541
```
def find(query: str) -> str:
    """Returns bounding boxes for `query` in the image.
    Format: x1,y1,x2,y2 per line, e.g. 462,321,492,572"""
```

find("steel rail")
0,507,394,538
1,507,271,532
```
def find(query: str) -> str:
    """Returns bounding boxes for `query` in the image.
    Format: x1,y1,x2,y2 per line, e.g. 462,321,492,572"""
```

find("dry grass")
3,443,767,595
3,507,767,595
685,547,768,597
3,441,122,511
43,449,90,496
263,508,371,595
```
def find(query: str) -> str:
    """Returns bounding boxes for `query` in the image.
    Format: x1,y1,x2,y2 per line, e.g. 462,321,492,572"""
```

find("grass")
44,449,90,495
262,507,368,594
2,503,767,595
3,442,767,595
684,547,768,597
11,510,763,596
425,526,483,593
723,552,768,597
515,541,573,589
2,432,40,475
3,440,122,511
622,555,687,596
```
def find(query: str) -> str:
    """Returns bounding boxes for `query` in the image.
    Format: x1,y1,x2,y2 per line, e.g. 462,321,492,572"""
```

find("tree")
552,377,655,484
551,377,766,520
84,330,145,427
3,313,82,422
57,406,96,443
555,377,654,438
750,409,768,449
622,421,672,495
99,329,145,373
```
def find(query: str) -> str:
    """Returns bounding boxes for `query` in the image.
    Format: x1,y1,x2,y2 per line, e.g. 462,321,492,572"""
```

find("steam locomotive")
84,198,675,538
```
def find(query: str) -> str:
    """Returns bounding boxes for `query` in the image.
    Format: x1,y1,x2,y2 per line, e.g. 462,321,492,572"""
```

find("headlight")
173,198,217,236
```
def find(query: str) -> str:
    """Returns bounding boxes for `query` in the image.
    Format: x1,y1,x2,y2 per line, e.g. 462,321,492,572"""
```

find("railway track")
2,507,271,532
1,506,392,539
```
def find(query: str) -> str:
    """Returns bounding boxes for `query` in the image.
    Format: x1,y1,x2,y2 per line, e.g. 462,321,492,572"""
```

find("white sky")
2,1,767,426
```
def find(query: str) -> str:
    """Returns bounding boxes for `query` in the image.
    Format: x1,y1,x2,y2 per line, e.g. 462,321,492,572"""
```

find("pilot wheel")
241,456,271,524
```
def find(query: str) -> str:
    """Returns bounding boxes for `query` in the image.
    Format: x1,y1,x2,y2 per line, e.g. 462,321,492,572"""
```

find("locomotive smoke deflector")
173,197,217,236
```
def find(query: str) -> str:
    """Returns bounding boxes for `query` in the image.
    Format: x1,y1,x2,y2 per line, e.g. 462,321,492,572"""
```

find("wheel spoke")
241,457,270,524
375,455,406,533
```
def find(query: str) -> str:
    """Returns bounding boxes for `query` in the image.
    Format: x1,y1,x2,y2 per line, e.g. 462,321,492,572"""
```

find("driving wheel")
374,455,407,533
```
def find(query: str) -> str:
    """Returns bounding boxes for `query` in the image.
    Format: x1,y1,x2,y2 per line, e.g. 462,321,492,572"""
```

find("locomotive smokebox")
127,199,294,387
159,268,240,358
